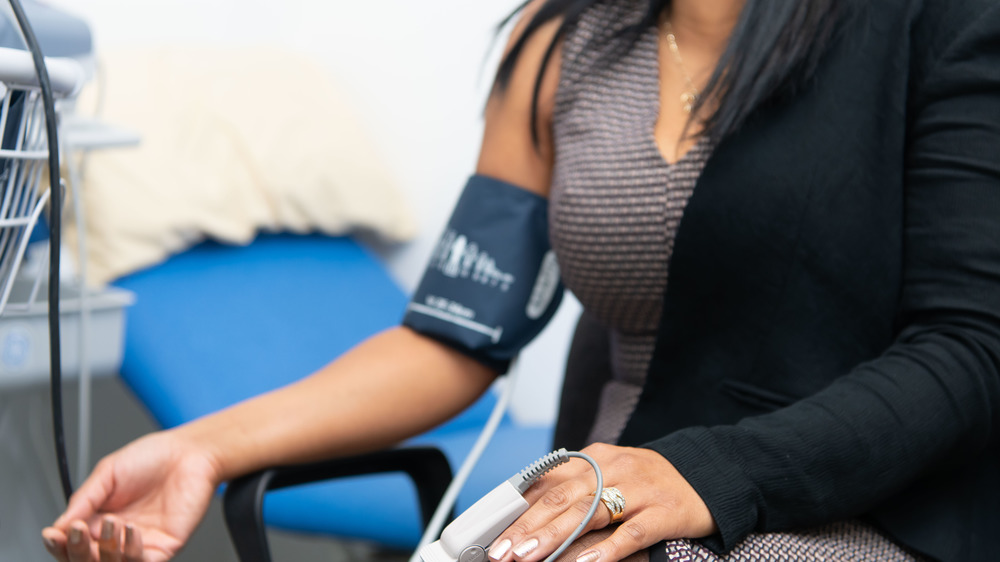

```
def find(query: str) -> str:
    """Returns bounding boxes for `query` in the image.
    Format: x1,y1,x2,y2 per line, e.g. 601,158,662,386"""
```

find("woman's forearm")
172,326,497,482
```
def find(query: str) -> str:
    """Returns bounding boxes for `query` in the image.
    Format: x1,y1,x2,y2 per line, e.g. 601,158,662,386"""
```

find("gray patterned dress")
547,1,926,560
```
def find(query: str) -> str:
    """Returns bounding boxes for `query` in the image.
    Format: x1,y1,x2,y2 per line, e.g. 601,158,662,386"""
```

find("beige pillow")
67,46,416,284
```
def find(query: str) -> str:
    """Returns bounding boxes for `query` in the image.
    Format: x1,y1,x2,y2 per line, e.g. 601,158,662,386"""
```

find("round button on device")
459,545,487,562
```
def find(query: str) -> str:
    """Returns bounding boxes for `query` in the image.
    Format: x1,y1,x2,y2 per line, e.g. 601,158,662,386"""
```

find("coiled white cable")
509,449,603,562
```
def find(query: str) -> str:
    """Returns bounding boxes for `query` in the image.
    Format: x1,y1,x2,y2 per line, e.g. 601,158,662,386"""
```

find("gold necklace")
664,21,700,114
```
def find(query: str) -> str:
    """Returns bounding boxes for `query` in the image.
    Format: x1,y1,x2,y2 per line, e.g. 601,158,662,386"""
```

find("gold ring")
592,487,626,524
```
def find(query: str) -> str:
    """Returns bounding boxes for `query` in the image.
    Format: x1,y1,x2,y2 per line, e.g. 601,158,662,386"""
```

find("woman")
43,0,1000,560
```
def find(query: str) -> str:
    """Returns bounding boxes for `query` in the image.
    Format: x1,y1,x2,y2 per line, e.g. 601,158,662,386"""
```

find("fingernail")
41,536,56,552
576,551,601,562
489,538,511,560
68,527,82,545
125,524,136,544
513,538,539,558
101,518,114,540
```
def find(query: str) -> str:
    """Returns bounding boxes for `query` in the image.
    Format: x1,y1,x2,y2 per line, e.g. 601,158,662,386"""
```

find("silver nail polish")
489,538,512,560
513,537,539,558
576,550,601,562
101,519,114,540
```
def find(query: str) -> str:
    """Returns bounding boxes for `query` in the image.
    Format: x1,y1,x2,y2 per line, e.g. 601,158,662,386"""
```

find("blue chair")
113,233,552,558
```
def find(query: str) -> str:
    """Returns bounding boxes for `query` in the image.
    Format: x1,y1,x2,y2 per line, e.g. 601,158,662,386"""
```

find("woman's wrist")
169,419,233,485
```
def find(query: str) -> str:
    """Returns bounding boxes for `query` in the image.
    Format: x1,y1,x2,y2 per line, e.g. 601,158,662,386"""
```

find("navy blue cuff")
403,175,563,369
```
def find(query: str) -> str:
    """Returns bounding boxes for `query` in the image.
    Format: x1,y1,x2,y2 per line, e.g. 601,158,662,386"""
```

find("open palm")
43,431,222,561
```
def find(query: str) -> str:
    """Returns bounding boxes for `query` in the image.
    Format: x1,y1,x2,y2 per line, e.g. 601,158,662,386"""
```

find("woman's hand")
488,443,717,562
41,430,223,562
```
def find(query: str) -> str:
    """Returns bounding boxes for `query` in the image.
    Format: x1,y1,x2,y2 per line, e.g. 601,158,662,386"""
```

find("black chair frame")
223,446,453,562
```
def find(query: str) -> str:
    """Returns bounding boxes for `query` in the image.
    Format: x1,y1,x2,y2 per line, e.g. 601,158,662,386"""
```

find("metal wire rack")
0,46,80,315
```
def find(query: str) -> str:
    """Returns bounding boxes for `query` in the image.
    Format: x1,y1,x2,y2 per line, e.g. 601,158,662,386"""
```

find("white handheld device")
418,449,603,562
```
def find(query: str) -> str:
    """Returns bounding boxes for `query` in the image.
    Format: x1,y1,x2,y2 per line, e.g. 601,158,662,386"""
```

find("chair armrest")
223,446,453,562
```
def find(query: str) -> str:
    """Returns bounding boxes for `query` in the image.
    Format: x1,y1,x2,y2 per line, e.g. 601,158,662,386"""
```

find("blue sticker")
2,326,31,370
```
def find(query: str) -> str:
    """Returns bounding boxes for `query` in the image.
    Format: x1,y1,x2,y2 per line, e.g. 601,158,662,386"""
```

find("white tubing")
66,149,91,481
409,357,524,562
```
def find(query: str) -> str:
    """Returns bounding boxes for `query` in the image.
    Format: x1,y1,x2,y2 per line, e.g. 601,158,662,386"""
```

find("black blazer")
555,1,1000,560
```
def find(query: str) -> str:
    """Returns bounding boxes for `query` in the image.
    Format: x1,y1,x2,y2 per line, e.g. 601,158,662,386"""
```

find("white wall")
48,0,582,426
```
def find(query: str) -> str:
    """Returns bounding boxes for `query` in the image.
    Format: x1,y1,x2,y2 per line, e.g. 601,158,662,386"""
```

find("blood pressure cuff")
402,175,564,372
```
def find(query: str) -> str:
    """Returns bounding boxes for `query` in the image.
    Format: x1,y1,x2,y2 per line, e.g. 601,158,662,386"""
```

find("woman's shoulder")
902,0,999,51
898,0,1000,93
475,0,564,195
847,0,998,95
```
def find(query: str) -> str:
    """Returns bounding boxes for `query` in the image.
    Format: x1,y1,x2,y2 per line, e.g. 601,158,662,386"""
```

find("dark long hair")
494,0,851,145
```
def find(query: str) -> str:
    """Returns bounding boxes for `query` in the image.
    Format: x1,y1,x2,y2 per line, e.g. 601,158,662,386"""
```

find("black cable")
7,0,72,501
